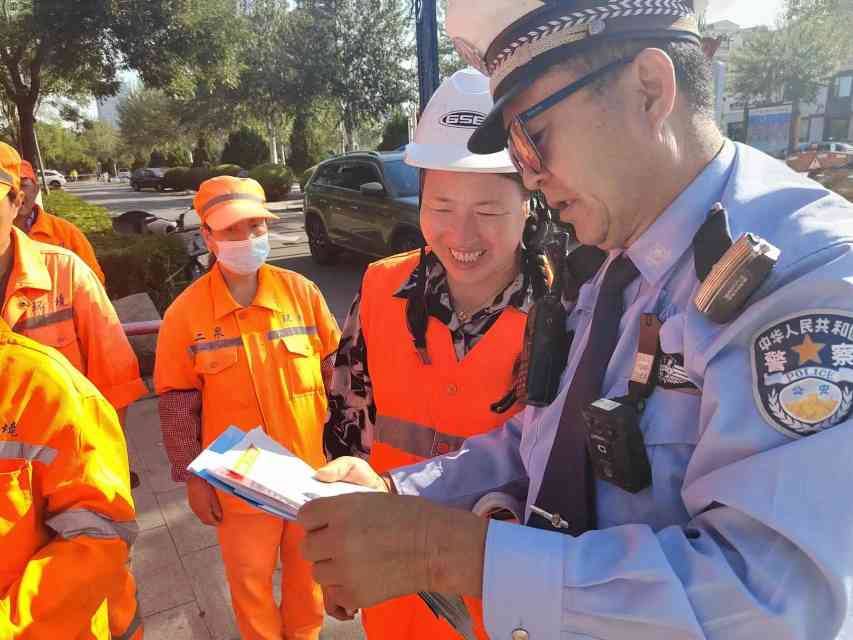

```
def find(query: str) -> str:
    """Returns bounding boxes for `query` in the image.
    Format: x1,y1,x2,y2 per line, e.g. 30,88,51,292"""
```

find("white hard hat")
405,67,515,174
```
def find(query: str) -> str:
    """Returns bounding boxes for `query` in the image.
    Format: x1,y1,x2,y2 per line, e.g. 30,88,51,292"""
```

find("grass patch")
43,190,112,234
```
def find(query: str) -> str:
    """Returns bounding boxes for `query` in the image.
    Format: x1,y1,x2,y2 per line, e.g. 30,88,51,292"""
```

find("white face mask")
215,233,271,275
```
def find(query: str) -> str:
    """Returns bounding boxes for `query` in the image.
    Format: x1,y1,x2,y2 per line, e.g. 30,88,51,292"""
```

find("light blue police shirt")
390,141,853,639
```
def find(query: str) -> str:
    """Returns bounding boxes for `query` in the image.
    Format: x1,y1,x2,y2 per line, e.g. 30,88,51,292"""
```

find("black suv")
131,168,166,192
303,151,423,264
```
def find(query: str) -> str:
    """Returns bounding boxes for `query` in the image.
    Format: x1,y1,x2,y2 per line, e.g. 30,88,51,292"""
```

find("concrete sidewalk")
125,395,364,640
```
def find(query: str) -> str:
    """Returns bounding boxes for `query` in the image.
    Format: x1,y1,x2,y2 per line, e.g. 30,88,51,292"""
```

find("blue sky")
706,0,786,28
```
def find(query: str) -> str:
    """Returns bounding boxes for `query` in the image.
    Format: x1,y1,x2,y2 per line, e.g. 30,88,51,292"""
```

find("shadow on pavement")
270,253,371,323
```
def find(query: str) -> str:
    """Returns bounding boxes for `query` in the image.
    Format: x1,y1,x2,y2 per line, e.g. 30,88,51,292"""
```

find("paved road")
68,181,369,321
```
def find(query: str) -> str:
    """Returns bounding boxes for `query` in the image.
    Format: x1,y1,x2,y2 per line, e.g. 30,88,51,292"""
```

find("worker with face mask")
154,176,341,640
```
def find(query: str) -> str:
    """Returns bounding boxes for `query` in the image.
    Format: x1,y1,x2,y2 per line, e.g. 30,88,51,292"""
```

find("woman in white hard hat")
323,67,549,640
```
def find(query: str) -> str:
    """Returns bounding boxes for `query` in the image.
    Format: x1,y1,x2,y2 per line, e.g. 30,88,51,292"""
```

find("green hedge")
163,166,191,191
249,163,293,201
44,191,190,313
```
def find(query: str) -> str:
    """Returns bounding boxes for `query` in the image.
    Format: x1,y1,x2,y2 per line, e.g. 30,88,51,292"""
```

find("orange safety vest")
154,263,341,511
2,228,146,410
359,250,527,640
0,321,136,639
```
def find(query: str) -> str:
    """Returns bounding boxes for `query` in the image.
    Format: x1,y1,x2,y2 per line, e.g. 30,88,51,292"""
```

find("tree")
730,1,850,153
729,28,783,143
0,2,119,162
292,0,414,151
118,88,193,161
0,1,243,164
221,127,270,169
437,0,465,79
80,121,120,169
377,111,410,151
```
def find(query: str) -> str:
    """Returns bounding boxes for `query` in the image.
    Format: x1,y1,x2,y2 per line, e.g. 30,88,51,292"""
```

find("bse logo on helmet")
439,111,486,129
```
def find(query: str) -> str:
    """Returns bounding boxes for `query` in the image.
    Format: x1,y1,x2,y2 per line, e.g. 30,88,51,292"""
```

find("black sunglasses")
508,57,636,175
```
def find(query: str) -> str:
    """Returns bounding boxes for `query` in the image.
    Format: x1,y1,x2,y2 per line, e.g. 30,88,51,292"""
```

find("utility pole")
414,0,440,117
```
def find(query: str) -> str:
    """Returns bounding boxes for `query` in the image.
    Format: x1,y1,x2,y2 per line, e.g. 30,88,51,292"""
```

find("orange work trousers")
109,568,144,640
363,594,489,640
217,510,324,640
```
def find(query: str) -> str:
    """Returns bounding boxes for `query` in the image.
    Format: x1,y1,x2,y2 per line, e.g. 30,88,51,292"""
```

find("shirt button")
447,384,458,395
511,629,529,640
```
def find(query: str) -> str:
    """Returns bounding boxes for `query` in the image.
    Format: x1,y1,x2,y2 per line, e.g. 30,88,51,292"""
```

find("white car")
38,170,67,188
117,169,131,181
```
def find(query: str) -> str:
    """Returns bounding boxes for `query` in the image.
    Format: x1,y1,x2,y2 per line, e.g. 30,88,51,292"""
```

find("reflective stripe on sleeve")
0,441,58,465
47,509,140,546
374,415,467,459
267,326,319,341
14,308,73,331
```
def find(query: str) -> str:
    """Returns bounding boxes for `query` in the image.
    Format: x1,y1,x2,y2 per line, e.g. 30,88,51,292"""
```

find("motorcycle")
112,208,211,283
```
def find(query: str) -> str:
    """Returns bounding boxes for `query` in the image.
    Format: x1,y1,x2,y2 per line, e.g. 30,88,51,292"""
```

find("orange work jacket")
359,250,527,640
27,205,106,285
0,319,137,639
154,263,341,512
1,228,146,410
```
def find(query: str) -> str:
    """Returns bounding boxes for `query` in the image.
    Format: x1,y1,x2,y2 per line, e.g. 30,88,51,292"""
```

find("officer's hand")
322,586,357,621
314,456,391,493
298,492,487,611
186,475,222,525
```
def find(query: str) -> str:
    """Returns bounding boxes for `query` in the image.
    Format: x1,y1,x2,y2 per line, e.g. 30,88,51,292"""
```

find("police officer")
299,1,853,638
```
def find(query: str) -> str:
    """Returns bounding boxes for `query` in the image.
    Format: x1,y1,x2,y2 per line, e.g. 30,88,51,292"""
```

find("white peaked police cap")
405,67,516,174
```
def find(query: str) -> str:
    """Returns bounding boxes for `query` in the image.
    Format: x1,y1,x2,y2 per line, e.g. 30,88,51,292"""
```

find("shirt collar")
627,140,737,287
20,206,41,234
393,249,534,313
27,206,50,237
211,263,285,320
8,227,52,293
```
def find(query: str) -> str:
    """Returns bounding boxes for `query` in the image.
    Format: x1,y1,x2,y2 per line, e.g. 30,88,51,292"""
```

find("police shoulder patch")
752,310,853,438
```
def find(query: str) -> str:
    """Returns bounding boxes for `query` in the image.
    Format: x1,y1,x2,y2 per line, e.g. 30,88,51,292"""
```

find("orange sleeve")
64,224,106,286
70,258,147,409
0,351,136,638
154,300,203,394
311,283,341,360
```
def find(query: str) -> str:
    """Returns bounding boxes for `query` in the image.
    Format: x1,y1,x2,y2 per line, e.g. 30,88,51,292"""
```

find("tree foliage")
730,0,851,152
0,1,243,163
221,127,270,169
377,110,410,151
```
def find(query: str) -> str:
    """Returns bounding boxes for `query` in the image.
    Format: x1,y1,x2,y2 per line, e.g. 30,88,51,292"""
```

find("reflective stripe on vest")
47,509,139,546
14,307,73,331
0,441,58,465
267,326,318,341
187,337,243,355
374,415,467,459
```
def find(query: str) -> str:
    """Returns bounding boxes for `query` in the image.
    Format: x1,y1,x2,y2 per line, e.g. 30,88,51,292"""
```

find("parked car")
303,151,422,264
787,141,853,173
130,167,167,192
117,168,131,181
38,169,66,188
809,162,853,202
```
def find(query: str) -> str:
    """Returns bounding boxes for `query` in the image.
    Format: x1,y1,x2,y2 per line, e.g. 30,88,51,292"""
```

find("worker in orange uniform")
15,160,106,285
0,285,137,635
154,175,341,640
0,143,146,640
323,68,548,640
